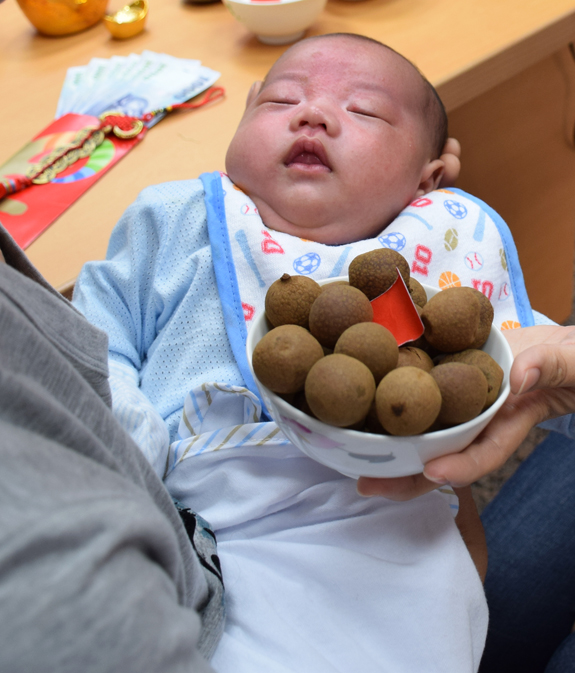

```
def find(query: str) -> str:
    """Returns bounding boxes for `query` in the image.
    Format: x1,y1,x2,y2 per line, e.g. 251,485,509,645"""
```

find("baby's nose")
291,102,339,134
300,106,327,129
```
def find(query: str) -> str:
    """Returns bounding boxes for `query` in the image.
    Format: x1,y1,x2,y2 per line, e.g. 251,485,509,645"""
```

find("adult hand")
438,138,461,188
357,325,575,500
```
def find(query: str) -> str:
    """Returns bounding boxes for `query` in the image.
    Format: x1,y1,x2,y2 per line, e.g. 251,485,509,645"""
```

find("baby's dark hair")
302,33,448,159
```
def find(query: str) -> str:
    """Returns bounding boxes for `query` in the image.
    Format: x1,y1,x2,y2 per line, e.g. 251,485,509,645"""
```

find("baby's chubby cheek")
224,138,243,184
225,143,271,199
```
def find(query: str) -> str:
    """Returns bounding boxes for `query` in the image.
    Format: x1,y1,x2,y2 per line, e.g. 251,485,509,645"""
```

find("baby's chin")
261,211,387,246
235,182,396,244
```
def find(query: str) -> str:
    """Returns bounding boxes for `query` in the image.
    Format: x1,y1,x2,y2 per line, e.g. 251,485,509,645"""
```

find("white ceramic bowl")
222,0,327,45
246,279,514,478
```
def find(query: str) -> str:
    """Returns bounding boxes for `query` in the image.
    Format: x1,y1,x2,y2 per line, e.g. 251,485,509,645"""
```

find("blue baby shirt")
74,178,243,473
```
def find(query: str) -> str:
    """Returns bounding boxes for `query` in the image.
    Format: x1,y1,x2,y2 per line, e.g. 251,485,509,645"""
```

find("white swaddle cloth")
165,383,485,673
162,173,521,672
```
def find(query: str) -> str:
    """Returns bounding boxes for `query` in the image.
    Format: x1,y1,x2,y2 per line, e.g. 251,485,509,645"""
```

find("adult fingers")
438,154,460,188
438,138,461,188
357,390,545,498
356,471,438,501
423,391,546,487
442,137,462,159
510,342,575,394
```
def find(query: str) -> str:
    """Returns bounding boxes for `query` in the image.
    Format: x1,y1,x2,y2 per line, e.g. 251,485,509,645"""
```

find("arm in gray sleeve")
0,250,223,672
0,425,218,673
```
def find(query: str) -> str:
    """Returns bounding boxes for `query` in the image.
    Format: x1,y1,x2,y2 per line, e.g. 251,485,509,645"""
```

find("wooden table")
2,0,575,321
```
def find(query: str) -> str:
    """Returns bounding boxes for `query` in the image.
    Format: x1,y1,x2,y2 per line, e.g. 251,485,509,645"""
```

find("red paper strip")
370,270,424,346
0,113,145,249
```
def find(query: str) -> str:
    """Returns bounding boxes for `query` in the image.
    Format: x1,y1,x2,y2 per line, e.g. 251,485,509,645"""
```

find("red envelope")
0,113,145,249
371,270,424,346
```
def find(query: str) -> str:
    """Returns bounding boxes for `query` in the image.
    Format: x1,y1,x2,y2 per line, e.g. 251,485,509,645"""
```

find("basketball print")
501,320,521,330
444,228,458,251
438,271,461,289
464,251,484,271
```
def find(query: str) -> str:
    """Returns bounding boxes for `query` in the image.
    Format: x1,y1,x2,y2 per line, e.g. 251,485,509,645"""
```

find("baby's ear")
246,81,264,107
415,159,445,197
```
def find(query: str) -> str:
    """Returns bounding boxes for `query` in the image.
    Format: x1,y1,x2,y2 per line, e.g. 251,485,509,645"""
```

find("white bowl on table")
222,0,327,45
246,279,514,479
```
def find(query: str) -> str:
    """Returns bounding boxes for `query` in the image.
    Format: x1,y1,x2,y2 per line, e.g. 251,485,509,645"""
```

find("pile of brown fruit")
252,248,504,436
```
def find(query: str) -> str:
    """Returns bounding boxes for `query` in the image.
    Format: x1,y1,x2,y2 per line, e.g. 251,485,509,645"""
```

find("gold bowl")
103,0,148,39
15,0,108,36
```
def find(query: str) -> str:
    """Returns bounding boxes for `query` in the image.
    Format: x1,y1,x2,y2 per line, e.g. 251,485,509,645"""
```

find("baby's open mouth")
284,138,331,171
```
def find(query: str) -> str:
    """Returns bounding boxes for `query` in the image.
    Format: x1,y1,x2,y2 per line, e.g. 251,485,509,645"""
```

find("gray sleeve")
0,254,221,673
0,423,217,673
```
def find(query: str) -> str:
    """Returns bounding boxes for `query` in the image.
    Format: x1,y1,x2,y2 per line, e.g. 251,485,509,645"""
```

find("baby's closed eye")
348,108,380,118
347,107,392,124
268,98,298,105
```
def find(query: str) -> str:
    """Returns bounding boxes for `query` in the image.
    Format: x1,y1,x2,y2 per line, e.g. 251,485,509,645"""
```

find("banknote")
56,51,220,128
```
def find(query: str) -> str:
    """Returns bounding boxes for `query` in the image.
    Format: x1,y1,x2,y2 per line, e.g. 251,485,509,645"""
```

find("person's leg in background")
545,633,575,672
479,431,575,673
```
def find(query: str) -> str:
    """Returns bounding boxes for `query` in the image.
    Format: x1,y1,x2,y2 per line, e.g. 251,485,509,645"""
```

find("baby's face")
225,36,438,245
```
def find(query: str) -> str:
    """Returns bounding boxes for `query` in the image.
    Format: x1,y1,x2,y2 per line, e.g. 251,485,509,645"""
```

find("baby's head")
225,33,448,245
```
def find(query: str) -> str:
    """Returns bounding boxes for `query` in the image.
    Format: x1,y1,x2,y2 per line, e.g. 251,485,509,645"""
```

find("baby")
73,33,534,673
225,32,447,245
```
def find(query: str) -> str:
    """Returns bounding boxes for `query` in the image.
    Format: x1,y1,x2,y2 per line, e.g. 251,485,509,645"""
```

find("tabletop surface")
3,0,575,287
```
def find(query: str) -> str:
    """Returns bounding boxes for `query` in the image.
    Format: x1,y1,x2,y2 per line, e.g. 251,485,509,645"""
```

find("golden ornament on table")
15,0,108,36
103,0,148,39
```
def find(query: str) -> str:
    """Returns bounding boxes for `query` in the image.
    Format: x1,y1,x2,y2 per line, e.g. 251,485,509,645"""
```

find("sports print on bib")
206,173,532,336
